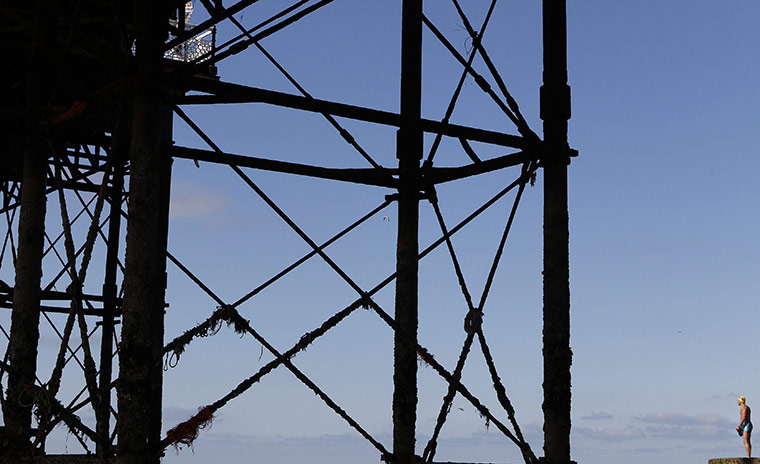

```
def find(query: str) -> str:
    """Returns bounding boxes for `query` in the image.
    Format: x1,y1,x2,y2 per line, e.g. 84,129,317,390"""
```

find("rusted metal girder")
176,77,533,150
171,145,398,187
392,1,423,464
171,145,535,187
541,1,572,463
116,0,172,463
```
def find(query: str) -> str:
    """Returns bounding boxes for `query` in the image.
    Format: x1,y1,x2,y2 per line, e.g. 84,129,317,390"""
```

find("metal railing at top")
165,23,216,63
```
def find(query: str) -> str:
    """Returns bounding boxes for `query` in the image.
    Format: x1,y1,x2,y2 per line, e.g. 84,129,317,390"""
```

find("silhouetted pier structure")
0,1,574,463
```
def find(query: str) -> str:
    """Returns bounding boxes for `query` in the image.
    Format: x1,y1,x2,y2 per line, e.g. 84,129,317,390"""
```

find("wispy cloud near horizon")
574,425,646,442
170,181,228,223
572,411,735,444
582,411,614,420
638,412,732,426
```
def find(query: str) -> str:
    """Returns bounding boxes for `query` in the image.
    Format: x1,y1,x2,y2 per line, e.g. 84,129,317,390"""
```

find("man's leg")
743,432,751,458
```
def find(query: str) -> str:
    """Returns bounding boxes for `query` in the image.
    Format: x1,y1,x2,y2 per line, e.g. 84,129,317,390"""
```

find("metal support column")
4,124,47,458
96,110,128,458
116,0,171,462
393,1,423,463
540,1,572,463
4,4,53,457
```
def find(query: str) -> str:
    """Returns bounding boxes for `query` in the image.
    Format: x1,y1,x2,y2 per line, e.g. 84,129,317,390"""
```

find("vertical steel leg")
96,112,129,458
116,1,171,462
393,1,423,463
4,4,53,457
5,143,47,457
541,1,572,463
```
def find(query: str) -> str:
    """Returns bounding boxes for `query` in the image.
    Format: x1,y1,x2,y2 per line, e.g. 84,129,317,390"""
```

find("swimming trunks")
741,421,753,434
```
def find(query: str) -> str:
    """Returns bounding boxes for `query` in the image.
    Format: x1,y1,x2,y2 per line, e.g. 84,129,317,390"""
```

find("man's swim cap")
739,396,747,403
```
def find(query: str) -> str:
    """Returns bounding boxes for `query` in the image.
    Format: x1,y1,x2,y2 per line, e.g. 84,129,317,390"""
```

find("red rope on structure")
43,100,87,125
163,406,215,451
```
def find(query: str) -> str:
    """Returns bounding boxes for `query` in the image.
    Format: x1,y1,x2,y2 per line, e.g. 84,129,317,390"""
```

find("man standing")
737,396,753,458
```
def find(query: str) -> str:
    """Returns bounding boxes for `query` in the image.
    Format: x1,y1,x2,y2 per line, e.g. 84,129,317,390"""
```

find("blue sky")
1,1,759,464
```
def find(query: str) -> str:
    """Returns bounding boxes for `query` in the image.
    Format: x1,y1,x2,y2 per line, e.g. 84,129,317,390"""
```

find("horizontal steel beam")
0,163,125,214
172,145,535,187
0,288,122,317
39,289,117,303
175,77,536,150
171,145,398,188
52,180,103,194
0,303,116,317
426,150,535,184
